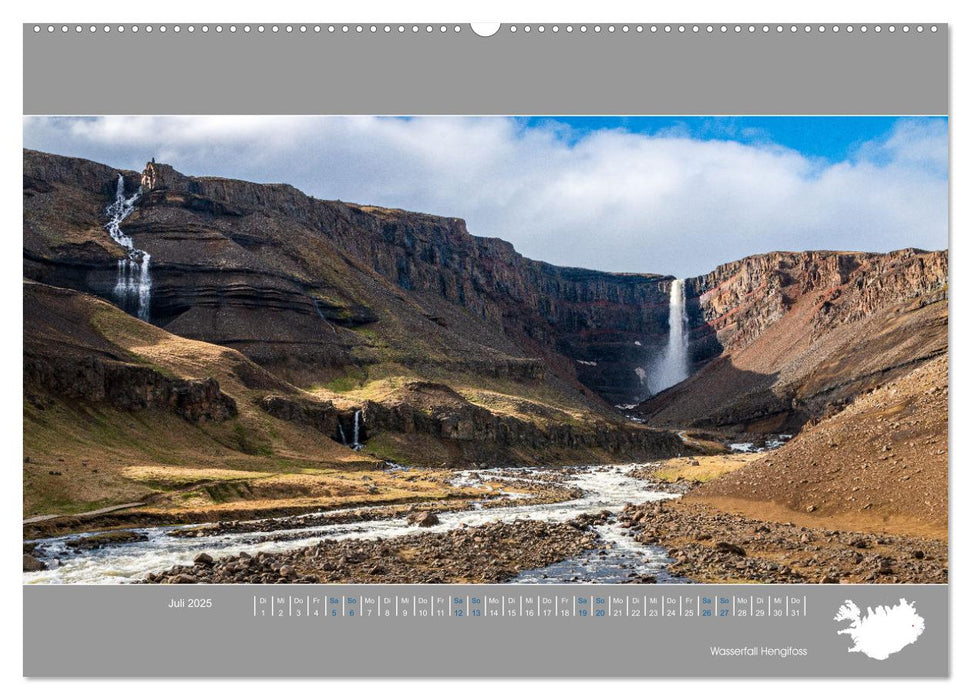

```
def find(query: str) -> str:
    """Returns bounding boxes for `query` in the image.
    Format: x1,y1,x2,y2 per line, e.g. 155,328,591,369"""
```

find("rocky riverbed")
164,480,582,540
24,457,947,585
24,463,679,584
622,499,947,584
144,516,605,584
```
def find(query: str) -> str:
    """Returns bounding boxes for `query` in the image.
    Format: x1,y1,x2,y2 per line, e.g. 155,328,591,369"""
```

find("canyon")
22,149,948,582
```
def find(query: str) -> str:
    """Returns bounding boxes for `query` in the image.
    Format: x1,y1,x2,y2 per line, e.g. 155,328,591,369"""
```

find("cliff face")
24,150,674,405
23,149,948,435
23,282,238,423
23,150,703,478
639,249,948,431
261,381,686,468
687,249,948,354
25,356,237,422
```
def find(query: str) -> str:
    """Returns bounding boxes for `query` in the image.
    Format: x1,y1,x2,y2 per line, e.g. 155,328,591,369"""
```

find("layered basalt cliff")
686,249,948,355
24,150,675,405
23,149,948,434
260,381,687,467
24,282,237,423
639,249,948,431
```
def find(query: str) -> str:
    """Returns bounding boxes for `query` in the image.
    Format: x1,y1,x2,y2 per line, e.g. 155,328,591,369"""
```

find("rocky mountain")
23,279,684,519
25,150,679,407
639,249,948,433
23,149,948,522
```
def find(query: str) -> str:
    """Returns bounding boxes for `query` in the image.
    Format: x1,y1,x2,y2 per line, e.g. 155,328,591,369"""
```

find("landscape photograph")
22,115,948,585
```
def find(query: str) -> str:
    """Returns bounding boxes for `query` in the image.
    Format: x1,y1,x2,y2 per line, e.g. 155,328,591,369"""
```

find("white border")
3,0,966,697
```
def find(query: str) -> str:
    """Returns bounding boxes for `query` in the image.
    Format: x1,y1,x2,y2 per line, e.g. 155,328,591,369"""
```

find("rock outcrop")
23,282,237,423
639,249,948,431
23,149,948,435
23,150,674,405
25,356,237,422
261,381,689,466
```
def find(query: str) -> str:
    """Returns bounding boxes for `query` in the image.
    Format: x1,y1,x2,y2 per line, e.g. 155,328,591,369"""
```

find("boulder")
407,512,440,527
23,554,47,572
715,542,747,557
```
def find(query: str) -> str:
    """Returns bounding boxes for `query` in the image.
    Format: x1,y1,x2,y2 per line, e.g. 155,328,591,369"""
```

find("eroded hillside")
638,249,948,433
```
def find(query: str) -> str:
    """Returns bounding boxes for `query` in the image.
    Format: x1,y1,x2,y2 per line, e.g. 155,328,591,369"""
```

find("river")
24,464,681,585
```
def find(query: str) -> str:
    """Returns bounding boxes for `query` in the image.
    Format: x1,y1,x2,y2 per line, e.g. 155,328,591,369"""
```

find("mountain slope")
23,150,948,537
637,249,948,433
685,355,948,538
23,279,396,514
25,150,679,407
23,279,686,520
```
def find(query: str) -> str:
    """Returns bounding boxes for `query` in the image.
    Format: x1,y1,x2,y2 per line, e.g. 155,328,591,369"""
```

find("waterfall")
352,410,362,450
337,411,363,450
105,174,151,321
650,279,690,393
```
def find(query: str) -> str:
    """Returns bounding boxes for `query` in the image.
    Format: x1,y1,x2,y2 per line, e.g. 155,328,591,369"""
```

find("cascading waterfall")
352,410,362,450
337,410,364,450
105,174,151,321
650,278,690,393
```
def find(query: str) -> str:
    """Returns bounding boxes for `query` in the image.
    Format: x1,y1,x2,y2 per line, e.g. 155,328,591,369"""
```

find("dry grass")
652,453,760,483
122,465,273,488
682,495,947,541
135,467,492,517
314,367,604,423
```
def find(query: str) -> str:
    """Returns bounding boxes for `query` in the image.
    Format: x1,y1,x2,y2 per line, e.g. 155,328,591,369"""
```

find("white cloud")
23,116,947,277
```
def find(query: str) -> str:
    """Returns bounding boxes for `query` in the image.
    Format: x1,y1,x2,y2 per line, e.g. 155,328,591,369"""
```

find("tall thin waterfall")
337,411,364,450
105,174,151,321
352,410,362,450
651,279,690,393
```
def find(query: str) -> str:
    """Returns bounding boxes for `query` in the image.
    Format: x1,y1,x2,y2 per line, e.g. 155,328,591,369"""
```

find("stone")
407,511,440,527
23,554,47,572
715,542,747,557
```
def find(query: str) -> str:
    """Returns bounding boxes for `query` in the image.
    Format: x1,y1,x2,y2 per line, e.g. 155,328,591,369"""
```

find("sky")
23,116,948,277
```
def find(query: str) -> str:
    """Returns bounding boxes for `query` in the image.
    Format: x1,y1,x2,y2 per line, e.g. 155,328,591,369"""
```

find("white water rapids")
24,464,681,585
105,174,151,321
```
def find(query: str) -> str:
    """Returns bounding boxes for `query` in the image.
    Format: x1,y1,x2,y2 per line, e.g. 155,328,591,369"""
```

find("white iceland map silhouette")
834,598,925,661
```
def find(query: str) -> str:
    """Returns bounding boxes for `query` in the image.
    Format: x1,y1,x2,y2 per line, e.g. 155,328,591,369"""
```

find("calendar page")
22,22,948,677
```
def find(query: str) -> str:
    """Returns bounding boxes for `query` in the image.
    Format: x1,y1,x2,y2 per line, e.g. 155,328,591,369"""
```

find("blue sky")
23,116,948,277
521,116,948,162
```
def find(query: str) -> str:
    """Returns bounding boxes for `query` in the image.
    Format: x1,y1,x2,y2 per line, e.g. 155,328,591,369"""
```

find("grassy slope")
23,281,650,522
22,282,479,520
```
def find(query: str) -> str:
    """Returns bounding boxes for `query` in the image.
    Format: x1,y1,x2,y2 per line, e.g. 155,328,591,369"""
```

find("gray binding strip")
23,24,947,115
